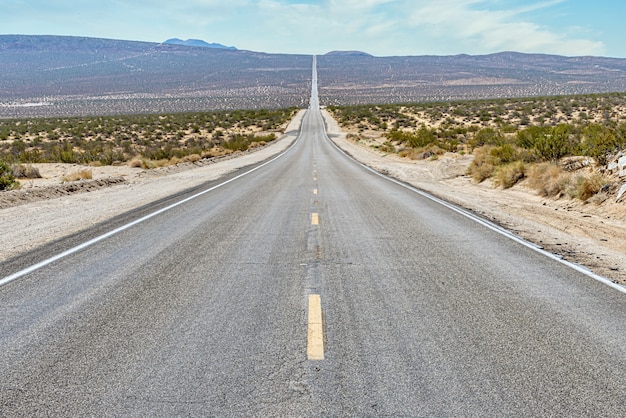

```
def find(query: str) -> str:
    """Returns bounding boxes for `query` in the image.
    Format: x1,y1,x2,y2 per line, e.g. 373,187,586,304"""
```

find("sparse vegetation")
0,161,19,190
328,92,626,201
61,169,93,183
12,164,42,179
0,108,296,170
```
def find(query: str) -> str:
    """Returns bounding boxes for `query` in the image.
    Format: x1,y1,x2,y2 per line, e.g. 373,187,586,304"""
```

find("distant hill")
325,51,372,57
1,35,626,117
0,35,311,117
163,38,237,50
317,51,626,106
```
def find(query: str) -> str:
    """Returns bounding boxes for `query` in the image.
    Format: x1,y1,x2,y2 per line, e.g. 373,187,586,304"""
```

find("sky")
1,0,624,57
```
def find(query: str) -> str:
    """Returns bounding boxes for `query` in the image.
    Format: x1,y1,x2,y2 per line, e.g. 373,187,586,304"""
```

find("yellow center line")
313,188,318,195
307,294,325,360
311,213,319,225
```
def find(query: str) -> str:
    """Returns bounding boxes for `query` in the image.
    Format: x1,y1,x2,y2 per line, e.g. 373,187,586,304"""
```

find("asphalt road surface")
1,58,626,417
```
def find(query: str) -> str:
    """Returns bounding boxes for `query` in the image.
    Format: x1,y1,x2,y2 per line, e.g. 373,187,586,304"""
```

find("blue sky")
1,0,624,57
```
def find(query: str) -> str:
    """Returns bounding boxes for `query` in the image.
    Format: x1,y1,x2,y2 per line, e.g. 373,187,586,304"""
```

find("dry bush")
398,144,445,160
184,154,202,163
12,164,42,179
494,161,526,189
168,157,183,166
527,163,570,197
575,174,608,201
398,149,418,159
128,157,144,168
467,146,495,182
62,169,92,182
202,147,230,158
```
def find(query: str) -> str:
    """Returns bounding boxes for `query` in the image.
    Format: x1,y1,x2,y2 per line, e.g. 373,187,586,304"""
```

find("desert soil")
1,109,625,287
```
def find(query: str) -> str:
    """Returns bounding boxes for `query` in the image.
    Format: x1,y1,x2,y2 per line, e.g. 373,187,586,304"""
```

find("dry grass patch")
526,163,609,200
398,144,446,160
184,153,202,163
574,174,609,201
527,163,569,197
494,161,526,189
61,169,92,183
467,146,496,183
12,164,42,179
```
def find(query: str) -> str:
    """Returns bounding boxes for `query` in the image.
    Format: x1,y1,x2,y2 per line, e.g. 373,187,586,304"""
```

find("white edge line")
317,111,626,296
0,126,303,288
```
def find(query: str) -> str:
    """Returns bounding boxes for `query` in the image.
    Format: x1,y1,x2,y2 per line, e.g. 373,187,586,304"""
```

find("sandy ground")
2,109,626,287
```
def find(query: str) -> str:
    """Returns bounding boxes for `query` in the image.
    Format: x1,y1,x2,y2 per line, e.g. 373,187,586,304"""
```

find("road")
1,57,626,417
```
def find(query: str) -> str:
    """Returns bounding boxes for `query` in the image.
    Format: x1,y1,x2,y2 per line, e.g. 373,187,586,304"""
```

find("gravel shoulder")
2,108,626,287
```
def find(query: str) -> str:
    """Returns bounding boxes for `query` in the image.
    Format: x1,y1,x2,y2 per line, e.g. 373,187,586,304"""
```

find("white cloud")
404,0,605,56
0,0,608,56
225,0,605,56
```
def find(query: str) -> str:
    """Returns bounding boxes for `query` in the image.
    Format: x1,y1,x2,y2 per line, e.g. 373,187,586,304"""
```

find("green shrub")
0,161,19,190
581,124,617,166
469,127,505,149
387,126,437,148
533,124,573,161
490,143,518,164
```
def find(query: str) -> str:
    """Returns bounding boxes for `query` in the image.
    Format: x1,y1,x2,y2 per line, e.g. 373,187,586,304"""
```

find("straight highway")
1,57,625,416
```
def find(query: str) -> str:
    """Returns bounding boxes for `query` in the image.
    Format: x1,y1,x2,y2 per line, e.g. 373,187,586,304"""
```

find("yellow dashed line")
311,213,319,225
307,294,324,360
313,188,318,195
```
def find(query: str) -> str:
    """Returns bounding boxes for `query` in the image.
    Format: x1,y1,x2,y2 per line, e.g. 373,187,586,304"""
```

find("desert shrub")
494,161,526,189
516,125,549,149
490,143,518,164
581,124,617,166
574,174,608,201
468,143,529,183
12,164,42,179
467,146,496,183
128,157,144,168
398,144,445,160
223,134,252,151
0,161,19,190
533,124,573,161
184,154,202,163
61,169,92,183
527,163,570,197
468,127,505,149
387,126,437,148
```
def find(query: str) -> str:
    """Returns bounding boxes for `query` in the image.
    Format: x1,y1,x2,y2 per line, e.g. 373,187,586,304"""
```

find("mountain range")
1,35,626,118
162,38,237,50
